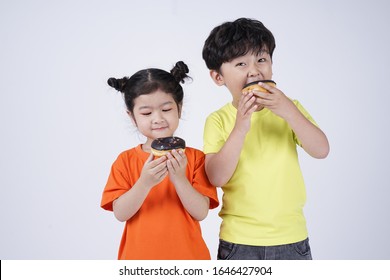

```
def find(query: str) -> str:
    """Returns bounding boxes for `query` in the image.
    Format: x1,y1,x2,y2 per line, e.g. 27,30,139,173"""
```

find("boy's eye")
162,108,172,112
235,62,246,67
258,58,266,62
141,112,151,116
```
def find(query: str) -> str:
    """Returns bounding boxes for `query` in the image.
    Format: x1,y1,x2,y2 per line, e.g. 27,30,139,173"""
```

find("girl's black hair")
107,61,190,114
202,18,276,71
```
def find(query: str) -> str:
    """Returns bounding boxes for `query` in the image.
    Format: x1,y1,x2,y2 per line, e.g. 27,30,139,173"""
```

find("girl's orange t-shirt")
101,144,219,260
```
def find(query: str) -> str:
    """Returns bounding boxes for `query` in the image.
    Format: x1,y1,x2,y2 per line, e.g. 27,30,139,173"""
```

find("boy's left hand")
166,149,188,183
252,82,297,120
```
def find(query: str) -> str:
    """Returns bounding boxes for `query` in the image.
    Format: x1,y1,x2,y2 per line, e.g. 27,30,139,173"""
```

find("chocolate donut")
242,80,276,94
151,136,186,157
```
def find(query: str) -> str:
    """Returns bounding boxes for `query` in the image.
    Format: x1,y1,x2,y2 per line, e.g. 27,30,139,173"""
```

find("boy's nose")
248,65,260,77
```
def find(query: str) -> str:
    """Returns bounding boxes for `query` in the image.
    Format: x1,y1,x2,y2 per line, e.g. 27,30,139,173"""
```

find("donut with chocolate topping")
151,136,186,157
242,80,276,94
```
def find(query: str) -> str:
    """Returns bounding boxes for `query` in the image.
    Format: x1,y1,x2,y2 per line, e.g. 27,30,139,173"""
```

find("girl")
101,61,219,260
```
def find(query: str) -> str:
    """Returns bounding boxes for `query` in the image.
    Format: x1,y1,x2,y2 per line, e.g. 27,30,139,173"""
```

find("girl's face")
130,89,181,148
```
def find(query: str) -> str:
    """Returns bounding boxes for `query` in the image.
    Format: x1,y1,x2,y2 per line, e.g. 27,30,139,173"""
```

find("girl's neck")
142,140,152,153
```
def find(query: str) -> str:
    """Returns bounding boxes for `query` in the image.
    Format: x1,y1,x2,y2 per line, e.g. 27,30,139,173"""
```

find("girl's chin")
153,132,173,139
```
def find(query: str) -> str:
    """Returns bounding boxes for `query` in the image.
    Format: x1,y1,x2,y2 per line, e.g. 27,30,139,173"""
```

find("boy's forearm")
205,127,246,187
286,109,330,159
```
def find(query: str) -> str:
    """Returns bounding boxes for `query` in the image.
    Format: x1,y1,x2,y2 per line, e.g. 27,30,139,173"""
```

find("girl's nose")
153,112,164,123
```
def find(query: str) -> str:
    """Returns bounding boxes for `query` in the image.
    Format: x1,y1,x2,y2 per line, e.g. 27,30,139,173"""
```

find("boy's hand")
139,153,168,189
235,91,258,134
252,82,297,120
166,149,188,184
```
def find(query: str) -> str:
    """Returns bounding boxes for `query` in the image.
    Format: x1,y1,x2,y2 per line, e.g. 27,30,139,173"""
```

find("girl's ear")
127,110,137,126
210,70,225,86
178,104,182,118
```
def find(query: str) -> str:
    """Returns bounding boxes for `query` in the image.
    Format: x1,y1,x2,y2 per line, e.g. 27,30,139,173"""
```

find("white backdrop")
1,0,389,260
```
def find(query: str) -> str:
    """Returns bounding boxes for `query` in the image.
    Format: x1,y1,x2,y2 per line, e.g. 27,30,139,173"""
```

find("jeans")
217,238,312,260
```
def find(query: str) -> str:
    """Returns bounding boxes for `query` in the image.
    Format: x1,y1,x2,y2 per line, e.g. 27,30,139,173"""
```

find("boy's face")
210,51,273,108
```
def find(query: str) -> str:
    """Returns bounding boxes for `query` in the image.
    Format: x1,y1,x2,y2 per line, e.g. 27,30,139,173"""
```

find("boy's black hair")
202,18,276,71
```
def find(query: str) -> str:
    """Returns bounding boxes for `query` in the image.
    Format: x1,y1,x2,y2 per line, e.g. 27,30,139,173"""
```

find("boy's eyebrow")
229,49,270,62
254,49,269,55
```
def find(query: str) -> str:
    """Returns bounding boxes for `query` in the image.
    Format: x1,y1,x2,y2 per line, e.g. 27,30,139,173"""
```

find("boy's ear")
209,70,225,86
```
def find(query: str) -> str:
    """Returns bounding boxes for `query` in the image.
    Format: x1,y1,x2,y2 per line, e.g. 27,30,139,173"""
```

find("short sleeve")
203,113,226,155
100,154,132,211
188,148,219,209
293,100,318,146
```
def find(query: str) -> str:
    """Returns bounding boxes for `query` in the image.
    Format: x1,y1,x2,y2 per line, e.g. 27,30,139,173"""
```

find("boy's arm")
205,93,258,187
205,128,246,187
255,82,330,159
285,107,329,159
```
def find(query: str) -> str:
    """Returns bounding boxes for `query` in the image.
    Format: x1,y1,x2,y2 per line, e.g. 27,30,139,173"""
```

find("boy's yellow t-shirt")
203,100,316,246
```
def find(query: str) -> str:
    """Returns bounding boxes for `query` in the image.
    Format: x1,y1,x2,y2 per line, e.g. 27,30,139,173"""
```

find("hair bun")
107,77,128,92
170,61,191,84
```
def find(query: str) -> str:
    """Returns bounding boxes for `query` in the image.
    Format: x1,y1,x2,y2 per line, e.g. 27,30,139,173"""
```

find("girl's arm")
113,154,168,222
166,150,210,221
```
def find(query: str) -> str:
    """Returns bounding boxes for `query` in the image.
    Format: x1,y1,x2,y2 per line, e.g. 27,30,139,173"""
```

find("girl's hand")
252,82,297,120
166,149,188,184
166,149,210,220
139,153,168,189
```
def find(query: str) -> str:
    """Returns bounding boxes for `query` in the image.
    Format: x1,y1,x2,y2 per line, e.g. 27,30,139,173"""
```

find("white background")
1,0,389,260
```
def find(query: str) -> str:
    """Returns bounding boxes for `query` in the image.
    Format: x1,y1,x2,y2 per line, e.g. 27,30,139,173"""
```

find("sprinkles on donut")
151,136,186,157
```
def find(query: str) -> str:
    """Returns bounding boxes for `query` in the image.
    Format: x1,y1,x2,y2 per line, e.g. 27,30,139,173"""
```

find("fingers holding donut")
233,92,257,134
237,91,258,117
150,136,188,183
166,149,187,176
140,153,168,187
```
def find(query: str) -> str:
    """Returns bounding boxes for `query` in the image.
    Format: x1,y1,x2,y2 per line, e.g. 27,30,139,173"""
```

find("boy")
202,18,329,260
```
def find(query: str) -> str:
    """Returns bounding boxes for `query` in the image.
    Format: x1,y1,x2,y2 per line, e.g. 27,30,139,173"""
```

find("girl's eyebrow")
160,101,174,106
138,101,174,110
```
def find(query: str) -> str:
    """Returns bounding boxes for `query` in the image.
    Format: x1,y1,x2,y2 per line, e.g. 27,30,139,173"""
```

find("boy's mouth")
244,79,262,88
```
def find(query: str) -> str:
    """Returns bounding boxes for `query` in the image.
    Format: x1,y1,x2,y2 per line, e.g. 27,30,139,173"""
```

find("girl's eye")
141,112,151,116
162,108,172,112
258,58,266,62
235,62,246,67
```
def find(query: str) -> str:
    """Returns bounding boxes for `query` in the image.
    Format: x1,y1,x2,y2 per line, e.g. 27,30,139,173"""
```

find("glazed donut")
151,136,186,157
242,80,276,94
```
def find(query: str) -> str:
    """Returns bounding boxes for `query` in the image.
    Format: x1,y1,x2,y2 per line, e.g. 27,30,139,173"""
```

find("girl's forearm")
113,180,152,222
173,178,210,221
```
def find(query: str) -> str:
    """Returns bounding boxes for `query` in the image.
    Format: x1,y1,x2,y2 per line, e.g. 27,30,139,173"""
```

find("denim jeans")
217,238,312,260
